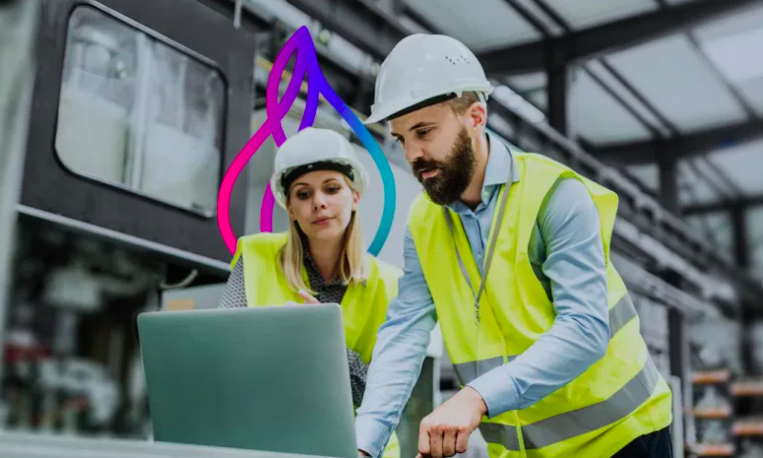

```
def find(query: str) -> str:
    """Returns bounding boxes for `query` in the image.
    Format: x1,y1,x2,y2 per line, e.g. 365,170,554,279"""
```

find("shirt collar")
483,131,518,187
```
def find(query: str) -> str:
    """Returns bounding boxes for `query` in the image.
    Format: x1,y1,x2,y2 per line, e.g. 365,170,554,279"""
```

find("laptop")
137,304,358,458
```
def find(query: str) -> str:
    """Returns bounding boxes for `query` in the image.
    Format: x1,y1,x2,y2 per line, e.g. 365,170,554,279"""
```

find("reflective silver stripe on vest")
610,294,638,336
478,357,661,451
452,294,638,386
453,357,505,386
479,422,521,452
523,357,661,449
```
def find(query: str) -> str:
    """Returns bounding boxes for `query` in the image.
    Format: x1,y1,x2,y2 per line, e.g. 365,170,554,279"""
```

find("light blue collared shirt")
355,132,610,458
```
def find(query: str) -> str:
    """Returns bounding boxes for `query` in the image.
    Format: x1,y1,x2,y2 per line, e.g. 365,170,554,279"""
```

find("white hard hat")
270,127,370,209
365,34,493,125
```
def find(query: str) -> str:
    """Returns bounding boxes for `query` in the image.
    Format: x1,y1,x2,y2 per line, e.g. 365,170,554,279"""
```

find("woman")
218,127,401,458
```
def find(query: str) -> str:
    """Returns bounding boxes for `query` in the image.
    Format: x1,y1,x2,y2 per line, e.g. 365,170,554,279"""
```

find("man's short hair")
447,91,482,115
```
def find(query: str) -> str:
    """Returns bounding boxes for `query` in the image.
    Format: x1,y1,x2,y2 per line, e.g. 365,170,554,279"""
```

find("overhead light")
702,27,763,83
317,28,332,46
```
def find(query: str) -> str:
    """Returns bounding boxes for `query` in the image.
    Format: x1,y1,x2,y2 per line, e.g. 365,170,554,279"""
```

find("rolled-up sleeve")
355,227,438,458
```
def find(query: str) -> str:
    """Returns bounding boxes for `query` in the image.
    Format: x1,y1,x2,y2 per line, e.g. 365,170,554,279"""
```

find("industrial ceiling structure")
202,0,763,286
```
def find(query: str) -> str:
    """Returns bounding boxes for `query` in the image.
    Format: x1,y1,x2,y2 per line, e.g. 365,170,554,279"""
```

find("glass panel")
55,6,225,216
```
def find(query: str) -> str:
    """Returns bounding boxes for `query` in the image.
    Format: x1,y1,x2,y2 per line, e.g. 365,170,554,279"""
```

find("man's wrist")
358,449,371,458
465,385,488,417
467,367,520,418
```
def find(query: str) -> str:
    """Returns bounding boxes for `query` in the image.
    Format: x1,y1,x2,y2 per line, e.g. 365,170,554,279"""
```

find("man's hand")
358,450,371,458
416,387,487,458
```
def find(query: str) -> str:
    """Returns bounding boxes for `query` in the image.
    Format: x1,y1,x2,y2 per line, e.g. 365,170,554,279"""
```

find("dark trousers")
611,427,673,458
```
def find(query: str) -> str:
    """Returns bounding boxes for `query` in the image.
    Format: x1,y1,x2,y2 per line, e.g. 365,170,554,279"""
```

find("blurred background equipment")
0,0,40,430
19,0,253,265
1,0,763,457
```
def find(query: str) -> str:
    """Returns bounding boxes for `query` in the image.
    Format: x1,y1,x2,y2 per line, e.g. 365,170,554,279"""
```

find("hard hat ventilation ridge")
445,55,470,66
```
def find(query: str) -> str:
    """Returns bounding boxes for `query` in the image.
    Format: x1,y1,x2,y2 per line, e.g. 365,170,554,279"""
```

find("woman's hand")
286,290,318,306
298,289,319,304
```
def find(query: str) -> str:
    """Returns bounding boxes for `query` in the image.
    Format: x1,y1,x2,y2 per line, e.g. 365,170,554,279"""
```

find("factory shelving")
694,408,734,420
688,368,736,458
689,372,763,457
695,371,733,385
734,419,763,436
689,443,736,456
733,379,763,397
733,377,763,458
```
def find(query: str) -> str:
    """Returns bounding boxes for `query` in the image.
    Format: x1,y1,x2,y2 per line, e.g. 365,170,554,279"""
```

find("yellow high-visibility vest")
232,232,402,458
408,152,673,458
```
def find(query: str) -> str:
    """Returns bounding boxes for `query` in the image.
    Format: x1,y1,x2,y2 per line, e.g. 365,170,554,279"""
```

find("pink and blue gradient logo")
216,26,396,257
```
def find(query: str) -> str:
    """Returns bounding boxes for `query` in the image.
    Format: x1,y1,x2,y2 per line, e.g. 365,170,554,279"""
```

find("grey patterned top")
218,249,369,407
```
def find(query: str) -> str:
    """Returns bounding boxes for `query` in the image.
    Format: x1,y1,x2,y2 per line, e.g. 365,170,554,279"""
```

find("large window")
55,6,226,216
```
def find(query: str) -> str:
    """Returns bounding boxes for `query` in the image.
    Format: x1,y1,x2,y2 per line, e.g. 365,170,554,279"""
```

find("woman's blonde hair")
279,176,366,295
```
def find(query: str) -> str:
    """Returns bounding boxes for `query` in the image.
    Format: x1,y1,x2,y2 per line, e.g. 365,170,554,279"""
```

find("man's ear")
468,102,488,134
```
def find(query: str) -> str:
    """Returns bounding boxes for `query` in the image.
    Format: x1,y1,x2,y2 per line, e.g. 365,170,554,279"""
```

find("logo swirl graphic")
216,26,396,257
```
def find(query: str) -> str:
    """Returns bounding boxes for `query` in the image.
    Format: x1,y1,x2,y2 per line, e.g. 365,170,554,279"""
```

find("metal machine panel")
21,0,256,263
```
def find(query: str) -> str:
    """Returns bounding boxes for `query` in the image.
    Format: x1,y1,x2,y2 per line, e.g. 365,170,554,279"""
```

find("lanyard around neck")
442,172,513,325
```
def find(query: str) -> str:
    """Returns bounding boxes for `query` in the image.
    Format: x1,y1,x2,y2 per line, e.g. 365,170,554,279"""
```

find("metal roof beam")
590,119,763,165
684,194,763,215
197,0,271,30
477,0,761,76
282,0,408,61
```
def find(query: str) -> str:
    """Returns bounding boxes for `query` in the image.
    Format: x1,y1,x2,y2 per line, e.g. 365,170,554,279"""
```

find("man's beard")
412,127,476,206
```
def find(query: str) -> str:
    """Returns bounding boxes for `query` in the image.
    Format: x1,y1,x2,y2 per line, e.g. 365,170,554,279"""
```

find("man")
354,34,674,458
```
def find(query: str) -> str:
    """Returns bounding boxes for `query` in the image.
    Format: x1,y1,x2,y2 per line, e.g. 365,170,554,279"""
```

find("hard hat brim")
365,87,493,125
269,127,370,210
364,97,416,125
271,156,369,209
